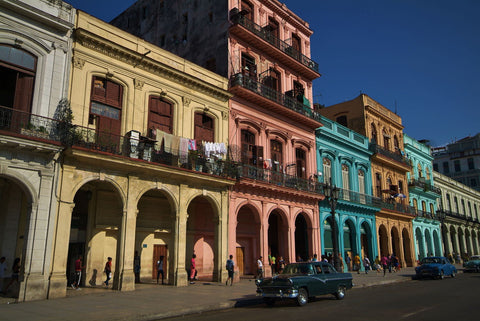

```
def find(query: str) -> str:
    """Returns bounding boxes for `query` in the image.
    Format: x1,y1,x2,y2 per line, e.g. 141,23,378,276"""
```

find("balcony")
408,178,442,195
229,73,322,128
336,187,383,208
229,10,320,80
0,106,237,180
413,209,442,221
0,105,64,144
369,143,411,169
379,198,416,216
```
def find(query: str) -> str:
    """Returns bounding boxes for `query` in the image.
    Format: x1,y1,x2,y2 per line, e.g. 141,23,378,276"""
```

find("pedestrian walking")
363,257,371,274
71,255,83,290
256,256,264,280
345,254,351,271
4,258,20,293
134,251,141,283
353,254,361,274
381,254,388,277
277,256,285,274
190,254,196,284
225,255,234,286
270,255,276,275
103,257,112,286
157,255,165,285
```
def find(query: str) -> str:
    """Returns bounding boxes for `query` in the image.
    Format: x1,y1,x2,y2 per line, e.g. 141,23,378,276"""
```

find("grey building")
432,134,480,192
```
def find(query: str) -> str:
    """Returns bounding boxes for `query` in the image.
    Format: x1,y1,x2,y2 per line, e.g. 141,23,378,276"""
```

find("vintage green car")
256,262,353,306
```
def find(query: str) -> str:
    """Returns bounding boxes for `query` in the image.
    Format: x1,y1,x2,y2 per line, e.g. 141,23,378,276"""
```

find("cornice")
74,29,232,103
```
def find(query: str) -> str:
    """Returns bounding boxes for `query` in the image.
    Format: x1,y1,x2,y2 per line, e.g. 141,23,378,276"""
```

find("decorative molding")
222,111,228,120
134,79,144,90
73,56,85,70
183,97,191,107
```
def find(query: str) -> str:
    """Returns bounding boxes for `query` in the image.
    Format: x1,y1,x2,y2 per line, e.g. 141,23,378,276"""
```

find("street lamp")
324,183,341,272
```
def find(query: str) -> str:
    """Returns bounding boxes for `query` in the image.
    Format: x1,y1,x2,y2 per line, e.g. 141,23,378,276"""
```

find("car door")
321,263,339,294
310,263,328,296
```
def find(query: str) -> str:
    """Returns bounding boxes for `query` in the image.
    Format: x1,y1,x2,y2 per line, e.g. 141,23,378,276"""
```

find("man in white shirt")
256,256,264,279
0,257,7,293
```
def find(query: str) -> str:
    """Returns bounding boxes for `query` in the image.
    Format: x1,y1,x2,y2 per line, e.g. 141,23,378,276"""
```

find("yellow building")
321,94,415,267
48,11,233,299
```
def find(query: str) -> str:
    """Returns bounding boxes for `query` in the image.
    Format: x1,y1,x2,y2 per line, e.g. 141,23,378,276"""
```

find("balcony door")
90,76,122,137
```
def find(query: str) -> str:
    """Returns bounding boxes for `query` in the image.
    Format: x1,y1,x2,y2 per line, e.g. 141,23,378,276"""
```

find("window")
422,201,426,212
446,194,452,211
148,96,173,134
394,135,400,153
264,17,279,46
398,180,404,194
241,0,253,21
358,170,365,194
454,160,461,172
194,112,214,142
241,129,262,167
443,162,449,174
462,199,466,214
262,68,280,92
417,164,423,178
430,203,435,214
323,158,332,185
291,34,301,56
336,115,347,127
0,44,37,114
296,148,306,178
383,130,390,150
413,199,418,211
270,140,283,171
468,202,472,216
375,173,382,198
433,163,438,171
454,197,459,213
426,167,430,180
241,53,256,78
90,76,123,135
468,158,475,170
342,164,350,190
371,123,377,144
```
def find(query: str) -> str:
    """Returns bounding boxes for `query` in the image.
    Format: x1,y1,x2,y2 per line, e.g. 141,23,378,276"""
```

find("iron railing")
408,178,442,195
230,73,321,122
0,105,65,143
230,11,319,74
369,143,411,166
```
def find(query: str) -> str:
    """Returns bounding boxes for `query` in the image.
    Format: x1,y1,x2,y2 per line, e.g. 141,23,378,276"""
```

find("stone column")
172,184,188,286
214,190,229,283
48,200,75,299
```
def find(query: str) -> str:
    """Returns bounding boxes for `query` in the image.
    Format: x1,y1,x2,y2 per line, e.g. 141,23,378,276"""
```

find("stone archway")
425,229,433,257
402,228,413,267
294,213,310,262
378,225,389,257
323,216,333,257
433,230,442,256
235,204,261,276
465,229,472,257
415,227,425,260
343,219,356,266
186,196,218,282
135,189,175,284
268,209,288,262
67,180,123,290
450,226,459,257
0,176,33,298
360,221,374,262
391,226,401,257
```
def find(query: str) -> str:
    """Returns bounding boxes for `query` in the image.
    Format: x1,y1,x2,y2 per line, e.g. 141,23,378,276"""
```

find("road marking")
401,306,432,319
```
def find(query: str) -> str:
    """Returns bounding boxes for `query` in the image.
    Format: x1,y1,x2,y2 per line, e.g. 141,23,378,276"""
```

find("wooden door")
152,244,168,279
236,247,245,276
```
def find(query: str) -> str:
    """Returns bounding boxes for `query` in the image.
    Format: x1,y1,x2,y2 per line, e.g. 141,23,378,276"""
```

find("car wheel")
296,288,308,306
451,271,456,278
439,270,444,280
264,298,276,306
335,285,346,300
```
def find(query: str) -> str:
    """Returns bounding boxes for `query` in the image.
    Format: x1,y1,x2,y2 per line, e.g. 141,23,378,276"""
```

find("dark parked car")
415,256,457,279
463,255,480,272
256,262,353,306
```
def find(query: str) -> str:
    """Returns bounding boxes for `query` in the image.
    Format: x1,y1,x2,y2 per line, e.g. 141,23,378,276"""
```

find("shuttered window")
148,96,173,134
194,112,214,142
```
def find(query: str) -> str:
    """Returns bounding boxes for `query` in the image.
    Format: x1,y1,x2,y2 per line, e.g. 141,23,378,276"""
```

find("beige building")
48,11,234,299
321,94,416,267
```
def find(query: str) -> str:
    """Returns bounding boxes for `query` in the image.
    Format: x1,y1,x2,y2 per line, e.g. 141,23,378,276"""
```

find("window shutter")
106,81,122,108
256,145,263,167
14,73,34,113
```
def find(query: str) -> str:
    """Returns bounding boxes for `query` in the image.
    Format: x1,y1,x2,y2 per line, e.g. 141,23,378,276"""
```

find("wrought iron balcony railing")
408,178,442,195
369,143,411,166
436,208,480,224
230,11,319,74
0,105,65,143
336,187,383,208
230,73,321,122
412,209,442,221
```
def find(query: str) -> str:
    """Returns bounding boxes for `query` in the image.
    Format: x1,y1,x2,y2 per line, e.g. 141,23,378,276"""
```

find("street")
164,273,479,321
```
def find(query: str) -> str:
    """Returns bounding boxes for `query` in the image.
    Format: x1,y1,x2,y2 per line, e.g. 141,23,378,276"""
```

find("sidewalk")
0,267,418,321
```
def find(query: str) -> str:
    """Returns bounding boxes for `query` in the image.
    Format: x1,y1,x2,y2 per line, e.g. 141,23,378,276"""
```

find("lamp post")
324,183,341,272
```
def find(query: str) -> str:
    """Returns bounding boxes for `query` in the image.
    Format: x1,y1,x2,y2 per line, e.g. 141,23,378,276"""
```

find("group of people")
70,256,112,290
0,256,21,295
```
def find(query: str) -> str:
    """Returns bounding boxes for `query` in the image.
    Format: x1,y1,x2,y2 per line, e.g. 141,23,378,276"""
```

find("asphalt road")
164,272,479,321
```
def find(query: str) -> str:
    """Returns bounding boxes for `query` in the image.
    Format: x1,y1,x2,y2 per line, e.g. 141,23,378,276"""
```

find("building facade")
0,0,74,301
47,10,234,299
435,171,480,262
112,0,324,277
321,94,416,267
316,116,380,272
404,134,443,260
432,133,480,192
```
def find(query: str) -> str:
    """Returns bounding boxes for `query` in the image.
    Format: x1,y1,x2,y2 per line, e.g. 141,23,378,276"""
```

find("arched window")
358,169,366,194
0,44,37,114
426,167,430,180
413,199,418,211
383,129,390,150
241,129,260,166
323,158,331,184
417,164,423,178
421,201,427,212
342,164,350,190
430,203,435,214
371,123,377,144
194,112,214,142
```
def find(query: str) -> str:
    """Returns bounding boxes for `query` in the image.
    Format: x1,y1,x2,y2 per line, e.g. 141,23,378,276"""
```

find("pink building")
112,0,323,279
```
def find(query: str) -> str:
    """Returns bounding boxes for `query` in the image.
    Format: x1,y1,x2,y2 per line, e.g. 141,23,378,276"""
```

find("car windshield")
282,264,314,275
421,257,441,264
470,256,480,260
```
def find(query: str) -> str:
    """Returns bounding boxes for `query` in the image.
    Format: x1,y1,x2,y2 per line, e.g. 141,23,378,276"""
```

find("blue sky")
66,0,479,147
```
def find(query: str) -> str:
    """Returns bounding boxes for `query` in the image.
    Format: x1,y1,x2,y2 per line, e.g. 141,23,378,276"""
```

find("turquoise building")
404,134,443,259
316,116,381,272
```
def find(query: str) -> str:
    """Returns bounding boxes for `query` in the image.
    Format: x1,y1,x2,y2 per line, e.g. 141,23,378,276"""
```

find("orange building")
321,94,416,267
